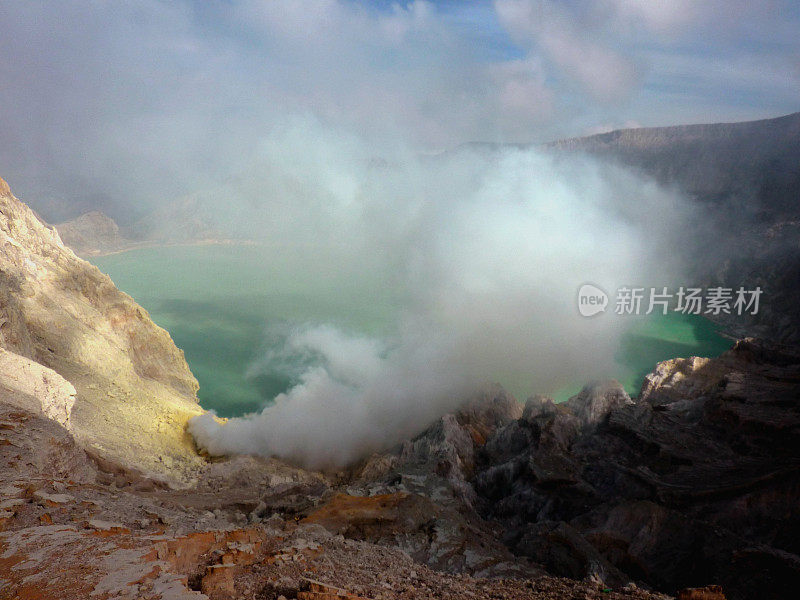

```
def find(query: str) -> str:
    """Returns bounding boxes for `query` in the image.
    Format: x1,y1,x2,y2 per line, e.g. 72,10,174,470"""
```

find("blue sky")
0,0,798,218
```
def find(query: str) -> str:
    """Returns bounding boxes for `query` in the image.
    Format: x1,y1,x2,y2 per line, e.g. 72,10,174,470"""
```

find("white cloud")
494,0,640,101
0,0,796,220
601,0,700,33
490,57,555,122
0,0,565,219
493,0,793,106
538,27,639,101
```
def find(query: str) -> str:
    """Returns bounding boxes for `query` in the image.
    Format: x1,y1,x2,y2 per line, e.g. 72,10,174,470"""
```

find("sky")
0,0,798,220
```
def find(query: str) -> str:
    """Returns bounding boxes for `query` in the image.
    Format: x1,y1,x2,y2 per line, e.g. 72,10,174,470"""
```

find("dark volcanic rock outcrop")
331,386,541,578
473,339,800,599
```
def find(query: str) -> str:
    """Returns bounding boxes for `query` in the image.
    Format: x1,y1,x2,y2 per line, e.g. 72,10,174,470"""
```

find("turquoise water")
550,311,731,402
91,245,403,416
91,245,731,416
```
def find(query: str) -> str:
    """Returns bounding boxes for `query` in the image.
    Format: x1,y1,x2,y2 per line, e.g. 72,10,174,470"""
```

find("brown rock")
84,519,131,537
676,585,726,600
298,577,374,600
302,492,410,535
0,510,14,530
201,564,237,598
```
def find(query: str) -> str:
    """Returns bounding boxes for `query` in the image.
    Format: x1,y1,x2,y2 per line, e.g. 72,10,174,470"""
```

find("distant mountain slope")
543,112,800,343
547,112,800,220
127,194,225,244
55,210,131,255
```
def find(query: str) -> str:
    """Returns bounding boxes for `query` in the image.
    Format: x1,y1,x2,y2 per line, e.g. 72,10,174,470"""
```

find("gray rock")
564,380,633,429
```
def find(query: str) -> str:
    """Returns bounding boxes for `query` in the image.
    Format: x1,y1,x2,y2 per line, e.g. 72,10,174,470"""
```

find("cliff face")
0,177,205,482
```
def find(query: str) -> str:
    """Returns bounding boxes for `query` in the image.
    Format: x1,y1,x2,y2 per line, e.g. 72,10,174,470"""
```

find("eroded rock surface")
473,339,800,600
0,177,204,482
0,398,671,600
0,347,76,430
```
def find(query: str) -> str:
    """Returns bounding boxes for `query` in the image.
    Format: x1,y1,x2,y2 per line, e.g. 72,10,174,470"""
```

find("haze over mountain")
55,211,131,256
51,112,800,355
546,111,800,221
56,111,800,252
465,112,800,343
548,113,800,343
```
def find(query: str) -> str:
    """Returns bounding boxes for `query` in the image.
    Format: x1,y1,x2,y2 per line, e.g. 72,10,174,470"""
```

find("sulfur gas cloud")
188,118,693,469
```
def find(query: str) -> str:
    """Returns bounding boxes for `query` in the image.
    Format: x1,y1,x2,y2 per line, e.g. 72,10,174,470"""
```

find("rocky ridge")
0,379,671,600
546,112,800,222
471,339,800,599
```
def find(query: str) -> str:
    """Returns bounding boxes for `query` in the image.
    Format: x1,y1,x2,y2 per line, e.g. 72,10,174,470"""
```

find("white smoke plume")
188,118,692,469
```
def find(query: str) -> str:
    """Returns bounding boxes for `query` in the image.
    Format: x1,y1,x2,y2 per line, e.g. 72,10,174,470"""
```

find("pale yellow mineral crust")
0,177,205,483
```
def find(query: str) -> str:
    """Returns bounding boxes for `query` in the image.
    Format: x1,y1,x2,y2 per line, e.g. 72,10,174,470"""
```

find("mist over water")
187,119,695,469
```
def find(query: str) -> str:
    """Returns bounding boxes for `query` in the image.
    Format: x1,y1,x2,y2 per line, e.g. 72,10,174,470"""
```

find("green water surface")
550,312,731,402
91,245,732,416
